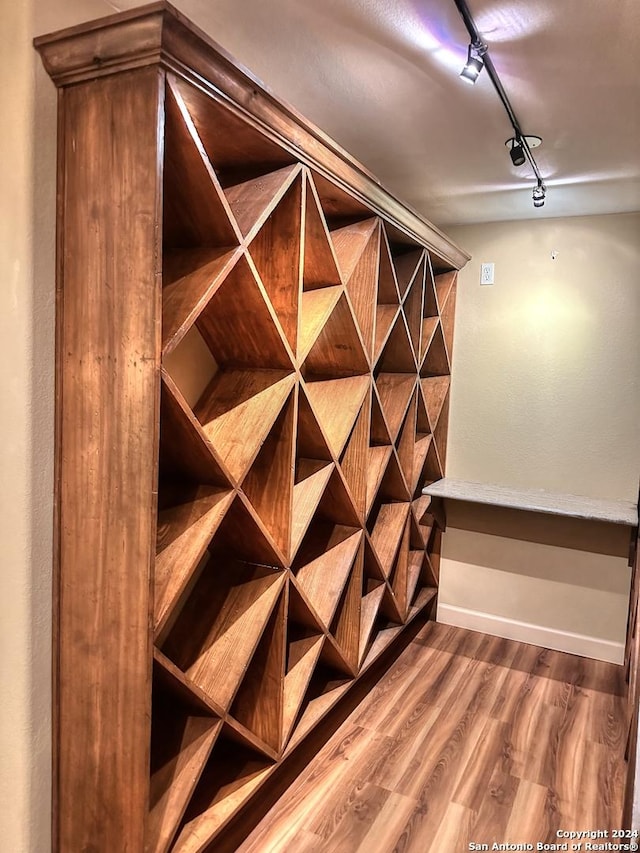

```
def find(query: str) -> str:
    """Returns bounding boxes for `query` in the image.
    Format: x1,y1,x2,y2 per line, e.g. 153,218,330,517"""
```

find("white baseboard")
436,602,625,665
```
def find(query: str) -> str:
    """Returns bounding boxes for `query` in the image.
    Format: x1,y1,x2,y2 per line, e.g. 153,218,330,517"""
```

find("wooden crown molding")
34,1,470,270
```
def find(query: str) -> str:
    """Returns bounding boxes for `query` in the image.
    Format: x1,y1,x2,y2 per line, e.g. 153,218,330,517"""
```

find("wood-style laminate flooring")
238,621,628,853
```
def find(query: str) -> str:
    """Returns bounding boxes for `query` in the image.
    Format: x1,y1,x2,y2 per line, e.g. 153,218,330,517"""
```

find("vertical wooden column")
54,66,163,851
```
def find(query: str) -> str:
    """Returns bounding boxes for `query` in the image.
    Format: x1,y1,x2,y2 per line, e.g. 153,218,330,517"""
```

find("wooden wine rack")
35,4,468,851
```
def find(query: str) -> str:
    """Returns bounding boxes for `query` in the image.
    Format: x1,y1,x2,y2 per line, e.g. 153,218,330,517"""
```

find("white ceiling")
46,0,640,228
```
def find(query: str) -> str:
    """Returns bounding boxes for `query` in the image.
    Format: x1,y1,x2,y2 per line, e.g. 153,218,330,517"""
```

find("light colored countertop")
422,478,638,527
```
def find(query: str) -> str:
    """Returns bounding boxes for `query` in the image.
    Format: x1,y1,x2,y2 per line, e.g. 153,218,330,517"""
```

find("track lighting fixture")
505,135,543,169
460,40,487,84
506,136,525,167
453,0,548,210
532,180,546,208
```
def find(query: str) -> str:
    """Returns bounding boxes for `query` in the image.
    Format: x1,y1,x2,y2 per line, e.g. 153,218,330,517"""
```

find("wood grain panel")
339,393,370,517
241,392,295,558
302,293,369,378
154,485,235,634
55,67,163,852
162,563,285,709
332,219,379,357
247,174,303,352
231,591,287,751
225,164,301,238
148,713,221,853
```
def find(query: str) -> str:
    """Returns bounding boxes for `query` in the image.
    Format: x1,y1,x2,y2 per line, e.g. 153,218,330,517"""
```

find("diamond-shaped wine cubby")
437,271,457,357
239,391,296,559
402,253,426,359
331,218,379,356
303,374,370,459
339,392,370,519
244,169,304,353
433,384,451,470
419,254,441,362
374,226,401,362
154,483,235,637
163,79,241,255
148,654,225,853
374,371,416,445
282,602,325,746
172,732,276,853
39,14,465,850
160,560,286,708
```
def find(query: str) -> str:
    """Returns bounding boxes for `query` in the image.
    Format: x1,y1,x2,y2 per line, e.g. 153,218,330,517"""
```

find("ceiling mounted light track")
453,0,548,209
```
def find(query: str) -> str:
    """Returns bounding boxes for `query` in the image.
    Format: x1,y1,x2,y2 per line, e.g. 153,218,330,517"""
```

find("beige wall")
446,213,640,501
439,214,640,663
438,503,632,663
1,2,113,850
1,5,53,850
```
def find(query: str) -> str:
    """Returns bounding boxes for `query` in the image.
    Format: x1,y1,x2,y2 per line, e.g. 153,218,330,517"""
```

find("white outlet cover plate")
480,262,494,285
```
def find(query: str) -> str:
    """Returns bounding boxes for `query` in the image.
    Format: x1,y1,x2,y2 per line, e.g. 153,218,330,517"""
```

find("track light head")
506,137,526,167
532,180,546,208
505,135,542,169
460,41,487,84
460,52,483,84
